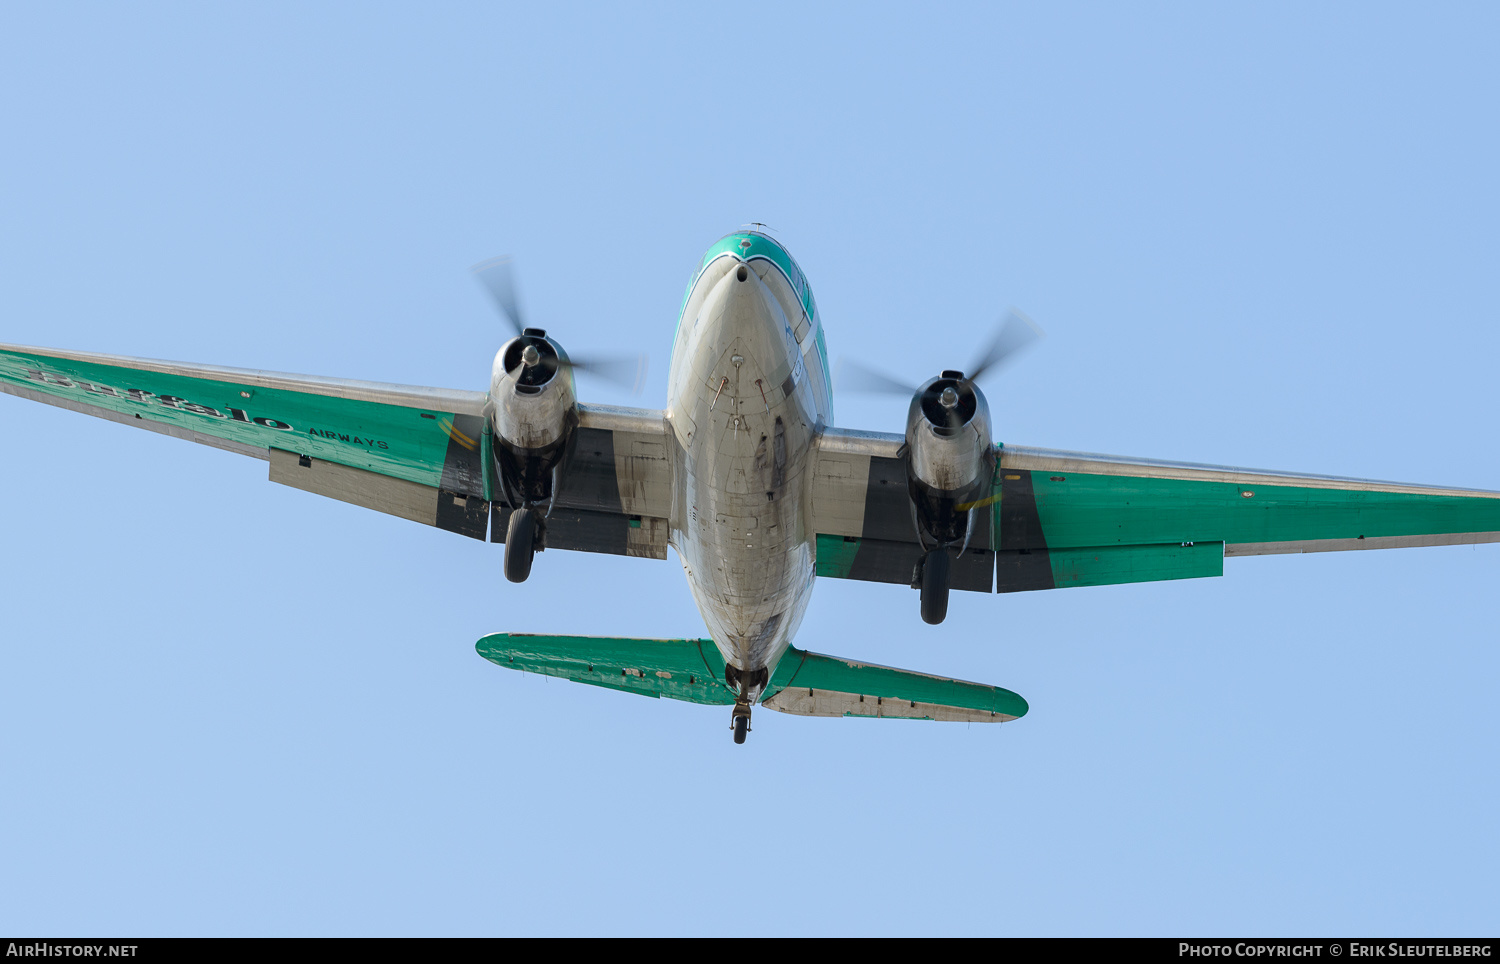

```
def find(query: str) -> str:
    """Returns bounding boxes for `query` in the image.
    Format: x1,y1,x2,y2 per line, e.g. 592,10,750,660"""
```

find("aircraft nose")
679,254,801,407
713,261,789,358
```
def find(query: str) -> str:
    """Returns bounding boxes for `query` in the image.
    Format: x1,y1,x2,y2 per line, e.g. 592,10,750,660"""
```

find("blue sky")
1,3,1497,936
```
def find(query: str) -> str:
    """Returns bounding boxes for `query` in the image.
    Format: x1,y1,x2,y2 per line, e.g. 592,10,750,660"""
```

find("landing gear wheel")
731,703,752,744
504,508,537,583
920,548,950,625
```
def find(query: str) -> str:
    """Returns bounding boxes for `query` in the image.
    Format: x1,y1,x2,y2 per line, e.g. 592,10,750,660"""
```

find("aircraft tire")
920,548,950,625
504,508,537,583
733,714,749,744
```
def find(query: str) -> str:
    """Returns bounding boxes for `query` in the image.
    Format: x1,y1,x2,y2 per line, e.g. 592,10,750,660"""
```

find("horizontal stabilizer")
761,649,1027,722
477,633,1028,723
476,633,739,706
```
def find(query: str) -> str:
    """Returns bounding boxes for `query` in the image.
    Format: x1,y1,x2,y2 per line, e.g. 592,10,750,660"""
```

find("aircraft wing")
811,428,1500,594
992,446,1500,591
0,344,672,556
810,427,999,592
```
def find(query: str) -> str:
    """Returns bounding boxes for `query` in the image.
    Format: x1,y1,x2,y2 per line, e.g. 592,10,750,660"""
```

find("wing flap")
814,533,994,592
997,541,1224,593
492,505,669,559
270,448,490,540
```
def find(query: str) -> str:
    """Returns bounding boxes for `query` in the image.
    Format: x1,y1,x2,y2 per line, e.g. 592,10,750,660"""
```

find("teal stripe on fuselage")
681,231,819,321
677,230,833,418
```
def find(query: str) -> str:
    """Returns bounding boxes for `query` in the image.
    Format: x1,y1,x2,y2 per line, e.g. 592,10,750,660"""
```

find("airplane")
4,228,1499,744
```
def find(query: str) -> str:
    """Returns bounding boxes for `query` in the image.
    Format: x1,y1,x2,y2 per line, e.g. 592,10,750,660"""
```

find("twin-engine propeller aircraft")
5,229,1500,743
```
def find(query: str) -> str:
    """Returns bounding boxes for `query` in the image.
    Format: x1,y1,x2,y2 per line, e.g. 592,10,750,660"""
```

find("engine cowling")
487,327,579,507
905,370,994,549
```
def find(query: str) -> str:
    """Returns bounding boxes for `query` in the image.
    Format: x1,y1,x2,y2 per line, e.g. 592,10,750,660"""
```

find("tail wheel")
920,548,950,625
504,508,537,583
731,702,752,744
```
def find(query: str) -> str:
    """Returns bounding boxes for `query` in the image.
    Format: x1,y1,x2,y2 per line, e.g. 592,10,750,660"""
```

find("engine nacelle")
488,328,579,507
905,371,994,548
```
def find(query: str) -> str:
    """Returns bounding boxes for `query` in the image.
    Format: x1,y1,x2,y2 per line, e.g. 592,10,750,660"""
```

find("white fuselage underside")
666,257,828,684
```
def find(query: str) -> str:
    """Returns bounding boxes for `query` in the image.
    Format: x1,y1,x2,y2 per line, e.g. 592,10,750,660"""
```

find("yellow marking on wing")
438,417,478,451
956,492,1002,512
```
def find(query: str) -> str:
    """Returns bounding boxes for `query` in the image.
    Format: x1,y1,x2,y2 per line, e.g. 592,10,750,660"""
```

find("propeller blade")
967,308,1044,384
471,256,526,337
472,255,648,394
838,359,919,397
559,353,649,395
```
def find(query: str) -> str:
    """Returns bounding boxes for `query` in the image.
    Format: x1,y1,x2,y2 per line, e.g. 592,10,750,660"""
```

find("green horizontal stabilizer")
761,648,1028,722
475,633,739,706
477,633,1028,723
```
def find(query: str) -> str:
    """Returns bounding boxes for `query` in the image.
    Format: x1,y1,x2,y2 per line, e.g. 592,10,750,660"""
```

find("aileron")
1001,444,1500,500
0,376,268,460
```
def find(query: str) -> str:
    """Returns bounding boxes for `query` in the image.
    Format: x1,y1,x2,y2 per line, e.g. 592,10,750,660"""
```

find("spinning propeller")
839,308,1044,428
472,256,647,393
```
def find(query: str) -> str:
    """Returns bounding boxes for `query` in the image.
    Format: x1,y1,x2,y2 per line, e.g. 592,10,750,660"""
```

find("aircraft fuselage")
667,232,833,696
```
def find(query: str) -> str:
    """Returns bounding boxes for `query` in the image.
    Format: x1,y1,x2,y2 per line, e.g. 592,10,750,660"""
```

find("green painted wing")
0,342,498,538
476,633,1028,722
993,445,1500,592
0,344,670,549
0,343,487,488
810,429,1500,595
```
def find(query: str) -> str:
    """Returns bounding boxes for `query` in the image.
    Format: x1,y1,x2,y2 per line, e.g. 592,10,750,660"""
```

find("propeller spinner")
471,256,647,393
